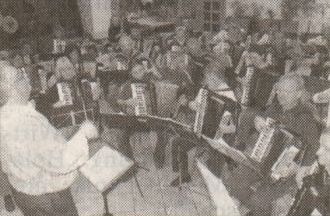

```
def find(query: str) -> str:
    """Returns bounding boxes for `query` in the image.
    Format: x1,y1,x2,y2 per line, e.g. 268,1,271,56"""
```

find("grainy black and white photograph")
0,0,329,215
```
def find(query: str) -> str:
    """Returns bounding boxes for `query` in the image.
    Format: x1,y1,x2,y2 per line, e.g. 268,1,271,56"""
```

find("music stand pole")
102,192,113,216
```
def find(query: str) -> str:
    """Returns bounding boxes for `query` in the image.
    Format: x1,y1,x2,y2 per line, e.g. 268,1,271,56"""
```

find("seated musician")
105,56,161,159
43,56,77,108
202,42,233,92
294,128,330,215
21,43,34,65
149,37,166,69
65,44,82,72
36,55,101,119
164,41,194,86
9,50,25,69
108,16,121,45
225,74,320,215
166,26,188,49
118,34,139,60
0,64,99,216
168,84,200,186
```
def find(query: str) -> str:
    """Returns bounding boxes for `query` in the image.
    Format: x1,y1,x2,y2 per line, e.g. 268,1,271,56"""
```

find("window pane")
204,12,211,21
212,13,220,22
204,2,211,11
212,24,220,32
212,1,220,10
204,23,211,31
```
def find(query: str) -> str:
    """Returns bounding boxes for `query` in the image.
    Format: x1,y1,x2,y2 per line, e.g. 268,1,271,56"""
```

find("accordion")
287,164,329,216
131,82,157,116
48,81,98,128
194,87,238,139
248,118,302,179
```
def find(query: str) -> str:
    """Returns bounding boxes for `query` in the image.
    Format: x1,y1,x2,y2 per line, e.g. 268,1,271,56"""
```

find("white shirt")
0,102,89,195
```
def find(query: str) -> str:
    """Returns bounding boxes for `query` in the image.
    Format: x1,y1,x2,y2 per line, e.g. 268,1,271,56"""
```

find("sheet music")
79,146,134,192
202,135,257,172
250,118,276,162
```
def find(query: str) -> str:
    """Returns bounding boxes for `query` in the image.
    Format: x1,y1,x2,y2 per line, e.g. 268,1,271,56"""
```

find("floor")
0,130,217,216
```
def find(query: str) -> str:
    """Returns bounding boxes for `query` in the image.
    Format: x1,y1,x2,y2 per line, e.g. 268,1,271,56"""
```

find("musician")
166,26,188,48
38,56,77,112
9,50,25,69
164,41,195,86
149,37,166,69
65,44,82,72
105,56,161,159
294,128,330,215
202,42,232,92
239,40,276,108
108,16,121,45
21,43,34,65
0,64,99,216
118,34,139,59
226,74,320,215
168,84,200,186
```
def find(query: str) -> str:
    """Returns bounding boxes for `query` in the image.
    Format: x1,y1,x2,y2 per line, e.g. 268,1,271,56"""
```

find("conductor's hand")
80,120,99,140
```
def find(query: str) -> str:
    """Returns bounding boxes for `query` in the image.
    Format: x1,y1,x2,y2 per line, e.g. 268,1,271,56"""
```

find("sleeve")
298,114,320,166
251,53,269,69
28,116,89,174
313,88,330,103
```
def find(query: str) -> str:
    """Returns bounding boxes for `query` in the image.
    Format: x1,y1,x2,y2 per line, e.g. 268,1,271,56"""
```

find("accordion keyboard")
131,83,148,116
57,83,73,106
250,118,276,162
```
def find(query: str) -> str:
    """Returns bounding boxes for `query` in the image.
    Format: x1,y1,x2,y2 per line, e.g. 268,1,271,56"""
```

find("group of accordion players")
1,20,330,216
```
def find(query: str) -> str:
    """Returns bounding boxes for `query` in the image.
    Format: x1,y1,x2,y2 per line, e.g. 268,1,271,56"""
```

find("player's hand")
79,120,99,140
295,166,311,188
254,116,267,133
126,98,140,107
178,95,188,106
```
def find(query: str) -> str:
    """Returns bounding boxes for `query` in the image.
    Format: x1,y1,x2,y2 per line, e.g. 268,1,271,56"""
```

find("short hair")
277,73,305,92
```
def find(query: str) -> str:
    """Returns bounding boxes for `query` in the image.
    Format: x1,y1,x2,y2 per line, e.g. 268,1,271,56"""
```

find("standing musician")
225,74,320,215
0,64,99,216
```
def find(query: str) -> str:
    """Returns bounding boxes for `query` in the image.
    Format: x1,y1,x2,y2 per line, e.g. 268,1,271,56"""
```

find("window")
202,0,223,32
